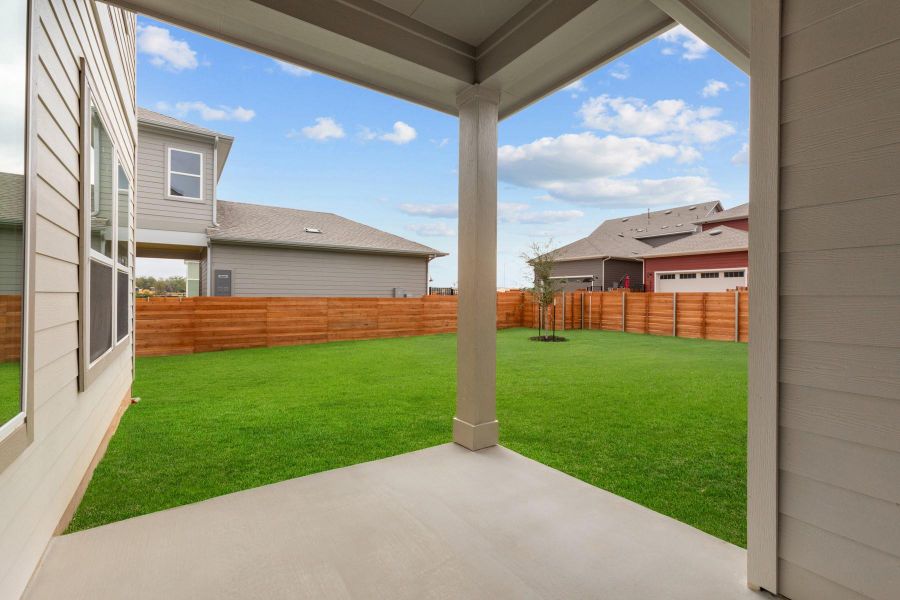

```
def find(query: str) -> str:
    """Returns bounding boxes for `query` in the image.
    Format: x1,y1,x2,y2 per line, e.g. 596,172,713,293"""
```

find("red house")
641,203,749,292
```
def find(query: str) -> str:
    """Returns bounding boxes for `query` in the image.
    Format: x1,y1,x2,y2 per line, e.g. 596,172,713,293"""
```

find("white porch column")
453,85,500,451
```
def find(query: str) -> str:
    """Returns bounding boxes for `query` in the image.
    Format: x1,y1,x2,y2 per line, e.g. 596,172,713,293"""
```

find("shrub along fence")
135,289,748,357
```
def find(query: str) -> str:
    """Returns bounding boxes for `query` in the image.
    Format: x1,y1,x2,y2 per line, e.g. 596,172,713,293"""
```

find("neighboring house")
547,201,722,291
641,225,749,292
643,202,749,292
136,108,444,297
697,202,749,231
207,201,446,297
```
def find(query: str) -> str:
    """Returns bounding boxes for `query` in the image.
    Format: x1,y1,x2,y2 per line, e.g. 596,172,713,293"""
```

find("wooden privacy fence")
136,289,748,357
525,289,749,343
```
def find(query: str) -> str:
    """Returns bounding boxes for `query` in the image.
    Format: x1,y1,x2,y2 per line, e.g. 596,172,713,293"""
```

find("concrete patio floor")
26,444,764,599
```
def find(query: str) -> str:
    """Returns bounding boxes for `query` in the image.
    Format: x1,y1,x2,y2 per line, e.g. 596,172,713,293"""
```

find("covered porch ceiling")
115,0,748,118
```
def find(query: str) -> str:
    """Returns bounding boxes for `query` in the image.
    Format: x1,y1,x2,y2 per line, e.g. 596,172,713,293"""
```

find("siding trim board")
747,0,780,592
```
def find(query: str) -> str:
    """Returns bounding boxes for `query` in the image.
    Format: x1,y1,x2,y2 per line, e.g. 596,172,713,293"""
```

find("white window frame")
166,146,204,202
78,60,131,391
116,162,132,342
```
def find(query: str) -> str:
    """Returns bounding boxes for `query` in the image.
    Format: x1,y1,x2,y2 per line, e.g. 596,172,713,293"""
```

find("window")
185,260,200,297
659,274,676,280
725,271,744,278
679,273,697,279
168,148,202,199
89,108,114,361
701,272,720,279
116,166,131,341
79,64,132,391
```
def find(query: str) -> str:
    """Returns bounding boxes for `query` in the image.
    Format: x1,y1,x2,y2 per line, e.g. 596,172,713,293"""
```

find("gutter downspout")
206,243,213,297
212,136,219,227
601,257,611,291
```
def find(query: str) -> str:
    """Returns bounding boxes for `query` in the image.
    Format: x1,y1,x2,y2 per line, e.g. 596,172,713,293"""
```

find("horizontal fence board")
134,290,749,357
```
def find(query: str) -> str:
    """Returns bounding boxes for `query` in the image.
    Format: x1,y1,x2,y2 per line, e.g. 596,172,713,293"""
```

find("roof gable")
210,200,446,257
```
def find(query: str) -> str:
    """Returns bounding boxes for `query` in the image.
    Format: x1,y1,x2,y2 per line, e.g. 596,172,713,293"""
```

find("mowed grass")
67,329,747,546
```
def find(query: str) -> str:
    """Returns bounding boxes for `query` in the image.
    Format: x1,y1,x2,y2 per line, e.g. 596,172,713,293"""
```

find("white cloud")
137,25,198,71
497,131,725,208
677,145,702,164
578,95,735,144
499,203,584,224
357,126,377,141
499,132,679,187
160,101,255,122
541,176,726,207
290,117,345,141
380,121,417,144
399,203,458,218
610,63,630,80
731,142,749,165
431,138,450,148
563,78,586,93
406,222,455,237
702,79,730,98
274,59,312,77
658,25,710,60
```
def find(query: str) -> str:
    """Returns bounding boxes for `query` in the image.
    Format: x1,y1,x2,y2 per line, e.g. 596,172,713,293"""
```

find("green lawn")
67,329,747,546
0,361,22,425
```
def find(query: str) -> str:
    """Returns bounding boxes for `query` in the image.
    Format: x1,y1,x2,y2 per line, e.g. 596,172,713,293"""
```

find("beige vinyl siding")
777,2,900,599
0,1,135,598
136,127,214,233
211,242,428,297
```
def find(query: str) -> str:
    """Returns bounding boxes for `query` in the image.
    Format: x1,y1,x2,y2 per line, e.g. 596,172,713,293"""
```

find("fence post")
672,293,677,337
622,291,626,332
581,293,585,329
588,293,592,330
561,291,566,331
734,289,740,342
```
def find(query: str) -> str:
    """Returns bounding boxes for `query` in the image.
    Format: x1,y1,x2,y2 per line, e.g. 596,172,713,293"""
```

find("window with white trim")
659,274,676,280
724,271,744,278
168,148,202,199
80,63,133,391
701,272,720,279
679,273,697,279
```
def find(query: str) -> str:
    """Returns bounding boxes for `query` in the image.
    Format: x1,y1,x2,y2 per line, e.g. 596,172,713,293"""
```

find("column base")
452,417,498,451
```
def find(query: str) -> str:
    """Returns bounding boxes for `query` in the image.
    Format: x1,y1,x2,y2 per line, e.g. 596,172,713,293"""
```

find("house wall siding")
135,127,214,234
643,251,748,292
210,242,428,297
0,2,135,597
701,218,748,231
777,1,900,599
551,257,643,291
635,232,693,247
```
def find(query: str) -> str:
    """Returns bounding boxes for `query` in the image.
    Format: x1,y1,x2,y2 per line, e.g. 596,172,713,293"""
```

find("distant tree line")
135,275,186,295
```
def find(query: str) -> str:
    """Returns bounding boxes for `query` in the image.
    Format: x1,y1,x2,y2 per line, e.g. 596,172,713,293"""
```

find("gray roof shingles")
553,201,722,261
210,200,446,257
137,107,233,140
697,202,749,224
639,225,748,257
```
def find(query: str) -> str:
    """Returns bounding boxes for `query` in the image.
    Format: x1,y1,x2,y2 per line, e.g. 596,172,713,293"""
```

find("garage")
655,269,748,292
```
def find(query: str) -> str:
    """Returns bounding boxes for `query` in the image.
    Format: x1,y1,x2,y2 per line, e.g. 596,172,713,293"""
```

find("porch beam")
454,85,500,451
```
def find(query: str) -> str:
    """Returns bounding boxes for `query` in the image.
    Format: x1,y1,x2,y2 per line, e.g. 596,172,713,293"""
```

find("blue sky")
135,18,748,287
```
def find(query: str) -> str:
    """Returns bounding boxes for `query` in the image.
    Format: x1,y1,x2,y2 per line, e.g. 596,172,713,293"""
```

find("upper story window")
168,148,202,200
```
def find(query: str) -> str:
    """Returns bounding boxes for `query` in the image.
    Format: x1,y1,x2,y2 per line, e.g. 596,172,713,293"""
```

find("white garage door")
656,269,747,292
